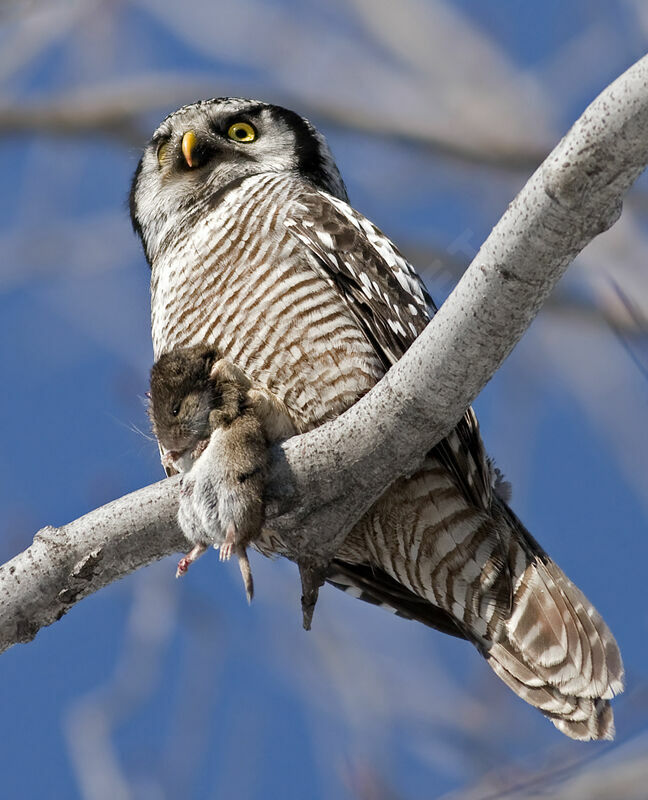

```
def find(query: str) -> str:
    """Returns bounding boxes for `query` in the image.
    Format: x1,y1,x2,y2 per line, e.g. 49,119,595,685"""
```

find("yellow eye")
227,122,256,143
156,140,170,165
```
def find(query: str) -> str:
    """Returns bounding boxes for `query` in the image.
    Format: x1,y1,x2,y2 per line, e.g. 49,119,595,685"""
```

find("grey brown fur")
149,344,295,601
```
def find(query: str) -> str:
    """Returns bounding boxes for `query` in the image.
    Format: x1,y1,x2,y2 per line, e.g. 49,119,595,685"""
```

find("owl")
130,98,623,740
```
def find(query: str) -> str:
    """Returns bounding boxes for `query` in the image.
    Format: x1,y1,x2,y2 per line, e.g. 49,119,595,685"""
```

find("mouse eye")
171,403,181,417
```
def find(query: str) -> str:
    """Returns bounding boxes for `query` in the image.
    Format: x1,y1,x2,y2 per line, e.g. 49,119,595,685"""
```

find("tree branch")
0,478,185,654
0,74,547,169
2,55,648,654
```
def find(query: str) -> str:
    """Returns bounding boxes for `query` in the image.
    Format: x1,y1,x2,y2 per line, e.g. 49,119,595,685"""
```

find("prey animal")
149,344,295,601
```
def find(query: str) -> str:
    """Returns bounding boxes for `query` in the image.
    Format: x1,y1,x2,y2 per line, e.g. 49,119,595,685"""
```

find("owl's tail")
480,501,624,740
333,468,623,739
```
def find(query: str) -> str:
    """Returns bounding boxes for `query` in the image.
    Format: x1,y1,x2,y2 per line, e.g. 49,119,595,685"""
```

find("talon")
298,559,327,630
192,440,209,459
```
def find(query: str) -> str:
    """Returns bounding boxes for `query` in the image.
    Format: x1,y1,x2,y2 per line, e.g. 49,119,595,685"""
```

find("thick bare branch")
0,477,185,654
2,55,648,654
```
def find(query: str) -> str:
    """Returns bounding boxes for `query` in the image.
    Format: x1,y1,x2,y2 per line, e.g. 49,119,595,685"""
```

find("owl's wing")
285,188,493,510
285,192,433,364
328,560,467,639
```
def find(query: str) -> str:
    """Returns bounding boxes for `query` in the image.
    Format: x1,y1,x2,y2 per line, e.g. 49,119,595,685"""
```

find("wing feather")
285,188,493,510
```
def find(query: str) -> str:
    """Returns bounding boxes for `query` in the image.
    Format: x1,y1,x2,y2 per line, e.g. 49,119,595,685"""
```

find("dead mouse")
149,344,295,602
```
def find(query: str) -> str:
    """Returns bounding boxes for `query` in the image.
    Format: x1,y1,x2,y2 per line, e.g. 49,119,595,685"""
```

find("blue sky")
1,2,647,798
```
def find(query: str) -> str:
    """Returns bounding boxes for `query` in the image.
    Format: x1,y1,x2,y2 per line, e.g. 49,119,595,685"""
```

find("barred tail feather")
329,467,623,741
482,504,624,740
487,642,617,740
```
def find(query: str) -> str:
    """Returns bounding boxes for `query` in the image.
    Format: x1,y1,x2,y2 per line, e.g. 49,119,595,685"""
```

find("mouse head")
149,344,222,458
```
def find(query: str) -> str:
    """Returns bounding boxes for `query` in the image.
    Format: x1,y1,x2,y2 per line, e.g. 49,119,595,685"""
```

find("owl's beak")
181,130,197,168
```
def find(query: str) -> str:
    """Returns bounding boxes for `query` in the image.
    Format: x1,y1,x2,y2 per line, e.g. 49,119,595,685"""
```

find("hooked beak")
181,130,197,168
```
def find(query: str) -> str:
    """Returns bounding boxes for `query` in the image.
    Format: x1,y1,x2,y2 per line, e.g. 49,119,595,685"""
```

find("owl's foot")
176,543,208,578
206,359,253,428
179,474,193,498
162,451,176,471
208,358,297,439
191,439,209,460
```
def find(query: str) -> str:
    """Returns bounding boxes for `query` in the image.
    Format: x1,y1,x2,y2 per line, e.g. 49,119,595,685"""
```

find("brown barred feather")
135,101,623,740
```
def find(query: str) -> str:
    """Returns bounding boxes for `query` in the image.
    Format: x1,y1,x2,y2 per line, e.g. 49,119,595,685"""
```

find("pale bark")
0,478,184,652
2,55,648,653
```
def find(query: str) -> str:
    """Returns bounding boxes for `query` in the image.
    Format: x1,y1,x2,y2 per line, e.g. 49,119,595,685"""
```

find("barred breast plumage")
152,173,383,427
133,98,623,740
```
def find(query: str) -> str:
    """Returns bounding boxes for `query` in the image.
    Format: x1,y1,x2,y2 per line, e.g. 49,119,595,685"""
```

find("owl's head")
130,97,347,264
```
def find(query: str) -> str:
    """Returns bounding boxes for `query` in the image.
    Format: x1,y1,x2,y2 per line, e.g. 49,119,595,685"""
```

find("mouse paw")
219,542,233,562
219,521,237,561
176,556,191,578
176,543,208,578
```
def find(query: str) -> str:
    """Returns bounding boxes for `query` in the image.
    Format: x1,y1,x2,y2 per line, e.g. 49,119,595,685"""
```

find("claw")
162,451,177,470
298,559,327,630
192,439,209,460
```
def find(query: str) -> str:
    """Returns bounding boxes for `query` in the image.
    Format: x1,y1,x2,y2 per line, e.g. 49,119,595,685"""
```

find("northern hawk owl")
130,98,623,740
